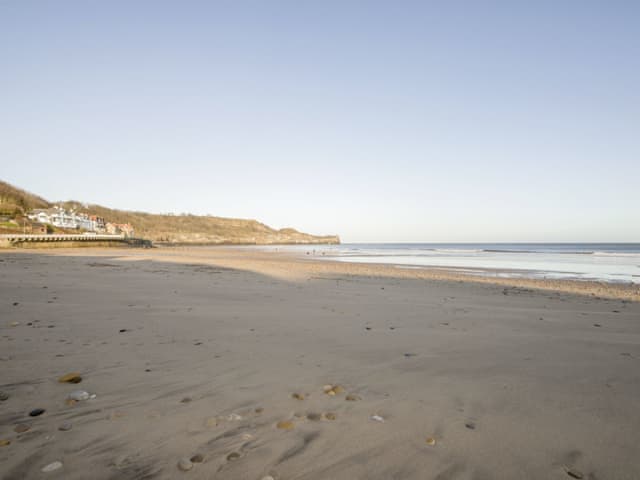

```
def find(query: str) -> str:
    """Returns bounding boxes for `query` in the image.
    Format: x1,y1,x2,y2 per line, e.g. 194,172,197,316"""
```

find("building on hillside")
105,222,135,237
89,215,106,232
28,209,55,225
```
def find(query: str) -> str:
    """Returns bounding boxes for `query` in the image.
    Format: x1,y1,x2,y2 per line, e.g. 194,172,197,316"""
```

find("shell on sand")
276,420,295,430
425,437,436,446
41,461,63,472
0,439,10,447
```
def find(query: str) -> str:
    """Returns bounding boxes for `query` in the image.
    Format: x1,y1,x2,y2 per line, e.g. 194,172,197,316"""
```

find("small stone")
29,408,46,417
0,392,8,401
41,461,63,473
370,414,385,423
58,422,72,431
276,420,295,430
58,372,82,384
0,439,10,447
593,324,602,327
345,394,361,401
204,417,219,428
322,385,344,397
425,437,437,446
65,398,77,406
291,392,305,400
565,468,584,479
307,412,322,421
177,457,193,471
119,329,128,333
226,413,242,421
255,407,264,414
180,397,192,403
226,452,241,462
190,454,204,463
465,422,476,430
13,302,19,306
324,412,337,421
14,423,31,433
68,390,90,401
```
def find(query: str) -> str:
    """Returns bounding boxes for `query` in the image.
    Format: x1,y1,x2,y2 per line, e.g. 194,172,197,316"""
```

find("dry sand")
1,247,639,479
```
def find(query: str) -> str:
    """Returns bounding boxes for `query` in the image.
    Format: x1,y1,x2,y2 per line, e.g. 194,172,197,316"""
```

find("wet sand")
1,247,639,479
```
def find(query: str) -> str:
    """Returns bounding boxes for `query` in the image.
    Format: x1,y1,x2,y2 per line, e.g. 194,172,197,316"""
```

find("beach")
1,247,639,479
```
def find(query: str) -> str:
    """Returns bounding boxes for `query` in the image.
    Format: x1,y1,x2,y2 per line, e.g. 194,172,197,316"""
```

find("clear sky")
1,1,638,242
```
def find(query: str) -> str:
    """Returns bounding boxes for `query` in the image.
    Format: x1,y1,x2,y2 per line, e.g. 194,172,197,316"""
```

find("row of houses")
27,207,135,237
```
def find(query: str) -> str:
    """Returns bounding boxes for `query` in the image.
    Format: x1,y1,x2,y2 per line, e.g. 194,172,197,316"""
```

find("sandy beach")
1,247,639,480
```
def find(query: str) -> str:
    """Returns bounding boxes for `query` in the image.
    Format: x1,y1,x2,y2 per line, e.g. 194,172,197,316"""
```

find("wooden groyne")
0,234,152,248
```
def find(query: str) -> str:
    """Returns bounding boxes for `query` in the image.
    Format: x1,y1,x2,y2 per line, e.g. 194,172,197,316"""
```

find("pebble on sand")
324,412,337,421
29,408,46,417
345,394,361,401
291,392,305,400
226,452,241,462
178,458,193,471
190,454,204,463
425,437,437,446
323,385,344,396
255,407,264,414
276,420,295,430
465,422,476,430
0,439,10,447
0,392,9,401
370,414,385,423
14,423,31,433
307,412,322,421
59,422,72,431
68,390,90,401
565,468,584,479
58,372,82,384
41,461,63,473
180,397,192,403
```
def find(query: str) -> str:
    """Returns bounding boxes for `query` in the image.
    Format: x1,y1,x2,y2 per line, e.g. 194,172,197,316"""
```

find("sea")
262,243,640,284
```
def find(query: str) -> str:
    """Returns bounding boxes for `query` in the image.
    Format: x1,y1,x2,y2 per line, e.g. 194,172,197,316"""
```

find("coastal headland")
1,247,639,479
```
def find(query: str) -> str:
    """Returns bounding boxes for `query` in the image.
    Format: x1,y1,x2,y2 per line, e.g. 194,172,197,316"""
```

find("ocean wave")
593,251,640,257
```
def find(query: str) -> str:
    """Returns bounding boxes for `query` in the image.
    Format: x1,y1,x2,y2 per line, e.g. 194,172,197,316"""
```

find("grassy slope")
0,180,339,244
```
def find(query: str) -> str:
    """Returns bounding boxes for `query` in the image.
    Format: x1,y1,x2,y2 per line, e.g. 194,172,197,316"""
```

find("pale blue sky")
1,1,638,242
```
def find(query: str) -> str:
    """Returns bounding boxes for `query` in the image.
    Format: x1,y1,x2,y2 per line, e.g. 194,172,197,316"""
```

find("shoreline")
4,246,639,302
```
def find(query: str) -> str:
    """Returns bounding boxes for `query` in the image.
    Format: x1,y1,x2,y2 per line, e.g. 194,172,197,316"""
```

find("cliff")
0,180,340,245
